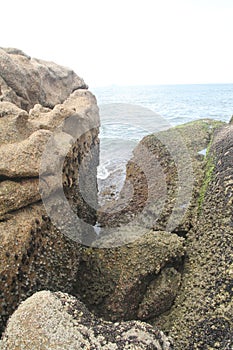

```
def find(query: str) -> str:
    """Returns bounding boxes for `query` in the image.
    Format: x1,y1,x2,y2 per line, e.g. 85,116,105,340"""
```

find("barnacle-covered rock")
0,291,173,350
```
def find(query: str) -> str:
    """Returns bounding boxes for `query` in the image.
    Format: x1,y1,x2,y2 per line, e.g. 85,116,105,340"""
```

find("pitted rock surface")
0,48,99,335
155,124,233,349
74,229,185,322
0,291,173,350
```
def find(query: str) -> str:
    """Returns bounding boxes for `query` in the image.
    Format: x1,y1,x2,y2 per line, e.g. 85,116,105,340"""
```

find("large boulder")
0,47,87,111
154,124,233,349
75,119,224,328
73,229,185,322
0,49,100,334
0,290,173,350
98,119,224,234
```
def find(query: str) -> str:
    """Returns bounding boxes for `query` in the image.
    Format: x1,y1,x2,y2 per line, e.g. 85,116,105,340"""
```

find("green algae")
198,156,215,214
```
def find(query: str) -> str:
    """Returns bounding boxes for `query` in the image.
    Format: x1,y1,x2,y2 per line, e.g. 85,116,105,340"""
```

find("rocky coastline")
0,48,232,349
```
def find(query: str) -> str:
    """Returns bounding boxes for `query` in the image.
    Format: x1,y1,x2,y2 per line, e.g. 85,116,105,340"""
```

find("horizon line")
91,82,233,89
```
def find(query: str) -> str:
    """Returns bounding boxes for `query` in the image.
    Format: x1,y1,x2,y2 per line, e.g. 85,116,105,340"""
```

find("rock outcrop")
1,47,232,350
73,229,185,322
153,124,233,349
98,119,224,234
0,290,173,350
0,47,87,111
0,48,99,334
76,119,223,326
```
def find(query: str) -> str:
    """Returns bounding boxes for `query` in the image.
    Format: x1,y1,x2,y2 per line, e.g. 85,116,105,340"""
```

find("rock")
0,203,81,335
0,90,99,178
155,124,233,349
0,290,173,350
98,119,224,235
0,47,87,111
137,267,182,320
0,129,53,177
28,89,98,133
0,102,30,144
0,179,40,217
0,49,100,335
73,229,185,322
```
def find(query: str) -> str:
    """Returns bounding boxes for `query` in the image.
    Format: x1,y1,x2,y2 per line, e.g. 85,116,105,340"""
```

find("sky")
1,0,233,87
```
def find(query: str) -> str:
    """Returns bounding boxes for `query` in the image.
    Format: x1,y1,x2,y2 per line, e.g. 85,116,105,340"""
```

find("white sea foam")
97,164,110,180
93,84,233,205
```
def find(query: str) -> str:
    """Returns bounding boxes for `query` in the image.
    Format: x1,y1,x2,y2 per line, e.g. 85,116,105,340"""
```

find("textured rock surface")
0,49,99,335
154,124,233,349
137,267,182,321
0,204,81,336
1,47,231,350
0,291,173,350
74,120,224,329
0,179,40,217
0,129,53,177
0,101,30,144
0,47,87,111
98,119,224,234
73,229,185,322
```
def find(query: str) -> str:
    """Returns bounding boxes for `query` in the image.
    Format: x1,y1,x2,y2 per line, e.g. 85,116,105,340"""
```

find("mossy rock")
98,119,225,235
155,124,233,349
73,229,185,322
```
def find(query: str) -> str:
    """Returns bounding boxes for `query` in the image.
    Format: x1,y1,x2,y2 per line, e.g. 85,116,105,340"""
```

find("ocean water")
92,84,233,203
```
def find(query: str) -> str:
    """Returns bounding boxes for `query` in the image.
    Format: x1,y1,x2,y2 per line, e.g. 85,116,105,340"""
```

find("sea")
92,84,233,204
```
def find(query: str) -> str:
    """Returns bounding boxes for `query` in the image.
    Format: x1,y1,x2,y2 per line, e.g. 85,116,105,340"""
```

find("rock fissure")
0,48,232,350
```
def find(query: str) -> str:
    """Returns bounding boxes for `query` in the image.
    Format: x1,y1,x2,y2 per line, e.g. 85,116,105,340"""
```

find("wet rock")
155,124,233,349
73,229,185,322
98,119,224,235
137,267,182,320
0,204,81,336
0,290,173,350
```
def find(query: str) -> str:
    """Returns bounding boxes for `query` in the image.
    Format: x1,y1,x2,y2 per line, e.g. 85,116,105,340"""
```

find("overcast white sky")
1,0,233,87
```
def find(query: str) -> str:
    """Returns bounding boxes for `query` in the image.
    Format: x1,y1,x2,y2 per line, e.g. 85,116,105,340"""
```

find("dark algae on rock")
98,119,224,235
74,118,233,350
1,47,232,349
0,48,174,349
73,230,185,322
154,124,233,349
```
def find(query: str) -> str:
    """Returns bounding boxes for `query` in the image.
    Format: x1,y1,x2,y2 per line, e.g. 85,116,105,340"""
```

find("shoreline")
0,48,233,350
